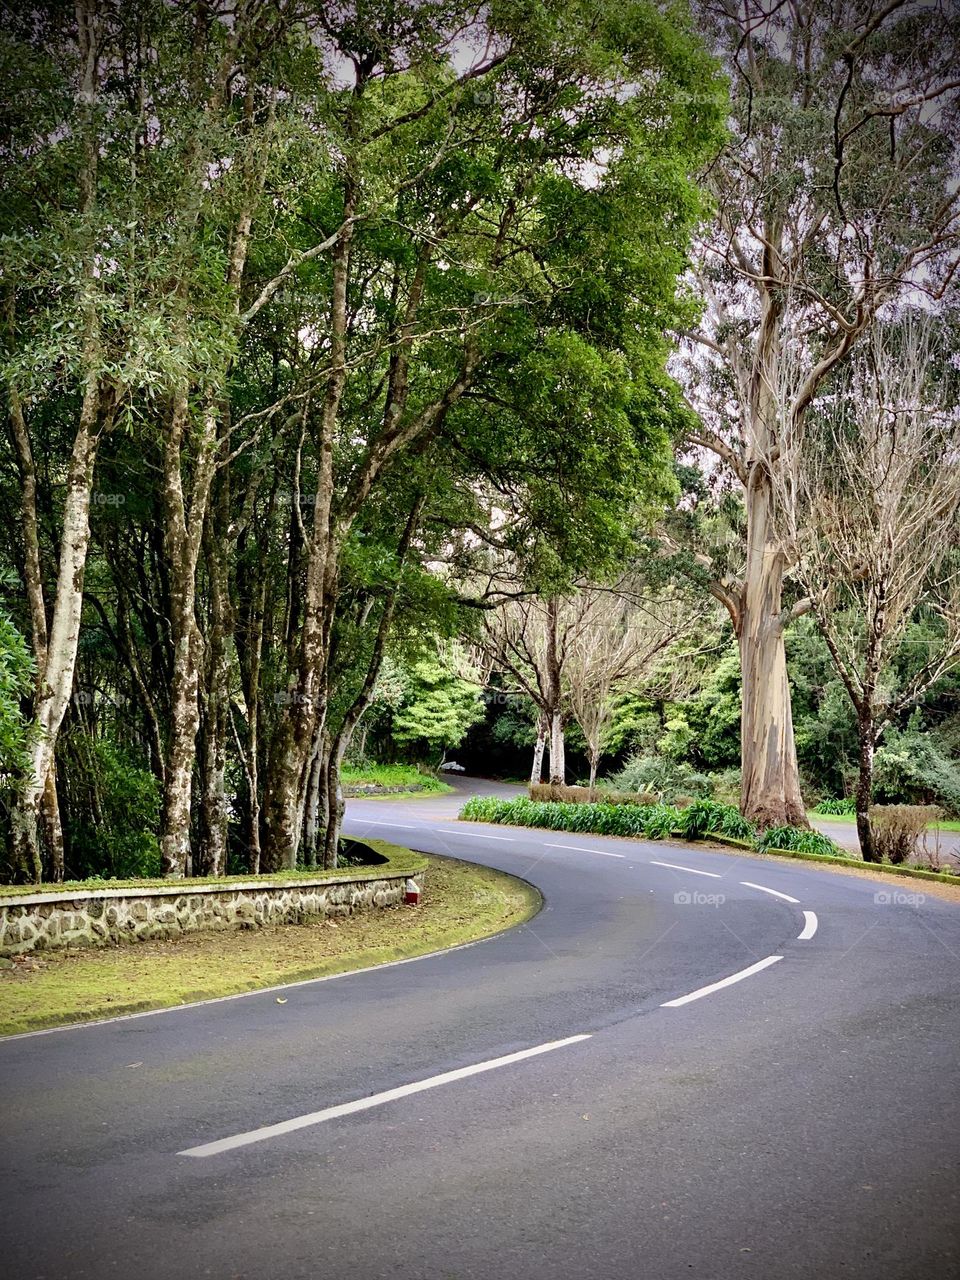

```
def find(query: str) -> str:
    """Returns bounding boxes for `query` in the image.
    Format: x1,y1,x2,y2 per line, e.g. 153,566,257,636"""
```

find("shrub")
676,799,755,842
529,782,655,806
709,768,742,807
755,826,842,857
814,796,857,816
610,754,713,803
461,795,683,841
869,804,941,865
67,739,162,879
873,727,960,816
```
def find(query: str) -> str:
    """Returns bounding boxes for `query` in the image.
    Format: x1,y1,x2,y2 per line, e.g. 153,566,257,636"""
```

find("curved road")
1,777,958,1278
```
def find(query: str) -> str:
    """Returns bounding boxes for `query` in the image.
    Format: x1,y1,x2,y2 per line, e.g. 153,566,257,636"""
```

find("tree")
1,0,722,882
565,589,694,794
775,314,960,859
674,0,960,827
392,654,485,762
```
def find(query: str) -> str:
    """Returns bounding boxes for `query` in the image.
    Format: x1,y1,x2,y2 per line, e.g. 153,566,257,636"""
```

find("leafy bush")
610,754,713,803
461,795,683,840
869,804,941,865
709,768,742,807
873,726,960,816
755,826,842,856
67,740,162,879
814,796,857,816
529,782,655,806
676,799,755,842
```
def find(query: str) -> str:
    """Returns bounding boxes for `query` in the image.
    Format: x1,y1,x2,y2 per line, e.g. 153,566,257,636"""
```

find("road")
1,777,958,1279
810,815,960,866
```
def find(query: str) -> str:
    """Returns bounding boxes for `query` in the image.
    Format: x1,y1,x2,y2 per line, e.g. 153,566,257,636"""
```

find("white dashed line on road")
179,1033,593,1158
651,861,722,878
545,844,626,859
661,956,784,1008
740,881,800,904
798,911,818,940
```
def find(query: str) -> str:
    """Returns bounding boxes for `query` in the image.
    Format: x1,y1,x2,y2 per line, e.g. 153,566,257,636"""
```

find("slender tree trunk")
160,609,203,877
855,712,877,862
11,387,103,880
530,713,547,786
159,396,219,876
321,744,346,871
548,710,566,787
41,765,65,883
588,751,599,798
739,475,808,829
198,493,231,876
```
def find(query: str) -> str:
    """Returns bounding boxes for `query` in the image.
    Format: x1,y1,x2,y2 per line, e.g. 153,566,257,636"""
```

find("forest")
2,0,959,884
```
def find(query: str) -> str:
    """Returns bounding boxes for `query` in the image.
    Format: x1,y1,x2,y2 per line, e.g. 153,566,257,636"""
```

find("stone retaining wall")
0,871,420,956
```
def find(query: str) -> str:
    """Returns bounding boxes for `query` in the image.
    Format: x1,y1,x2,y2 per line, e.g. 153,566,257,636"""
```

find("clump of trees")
1,0,721,882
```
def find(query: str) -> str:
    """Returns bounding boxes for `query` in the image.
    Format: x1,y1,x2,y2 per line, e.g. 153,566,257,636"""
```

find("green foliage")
461,796,850,857
461,794,682,839
67,740,161,880
873,725,960,817
0,601,34,787
814,797,857,816
755,827,841,857
675,799,754,841
341,763,447,794
391,658,485,757
611,753,713,802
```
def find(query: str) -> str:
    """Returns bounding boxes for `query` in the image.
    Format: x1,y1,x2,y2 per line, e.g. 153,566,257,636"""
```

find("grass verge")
342,763,452,796
0,853,540,1036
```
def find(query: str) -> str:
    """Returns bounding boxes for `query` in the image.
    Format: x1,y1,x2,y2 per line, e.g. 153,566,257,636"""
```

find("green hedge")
460,796,762,844
460,796,844,856
459,797,960,885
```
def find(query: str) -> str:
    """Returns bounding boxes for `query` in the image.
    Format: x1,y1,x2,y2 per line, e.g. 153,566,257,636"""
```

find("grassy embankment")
0,849,539,1036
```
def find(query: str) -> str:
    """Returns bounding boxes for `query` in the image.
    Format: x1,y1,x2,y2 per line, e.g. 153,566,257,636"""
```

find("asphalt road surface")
1,777,958,1280
810,816,960,866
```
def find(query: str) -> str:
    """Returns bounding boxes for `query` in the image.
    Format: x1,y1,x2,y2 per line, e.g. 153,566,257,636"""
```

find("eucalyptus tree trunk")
738,471,808,829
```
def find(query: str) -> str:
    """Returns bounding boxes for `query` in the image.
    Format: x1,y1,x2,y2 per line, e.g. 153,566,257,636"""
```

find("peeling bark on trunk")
738,471,808,830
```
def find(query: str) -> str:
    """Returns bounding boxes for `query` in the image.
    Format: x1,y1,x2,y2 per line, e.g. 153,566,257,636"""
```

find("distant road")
1,777,958,1278
811,815,960,865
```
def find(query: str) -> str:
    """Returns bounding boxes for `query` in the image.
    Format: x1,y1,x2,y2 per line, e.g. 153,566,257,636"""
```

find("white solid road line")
179,1034,592,1158
798,910,818,940
546,844,626,859
357,821,416,829
661,955,784,1008
651,861,722,879
740,881,800,904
